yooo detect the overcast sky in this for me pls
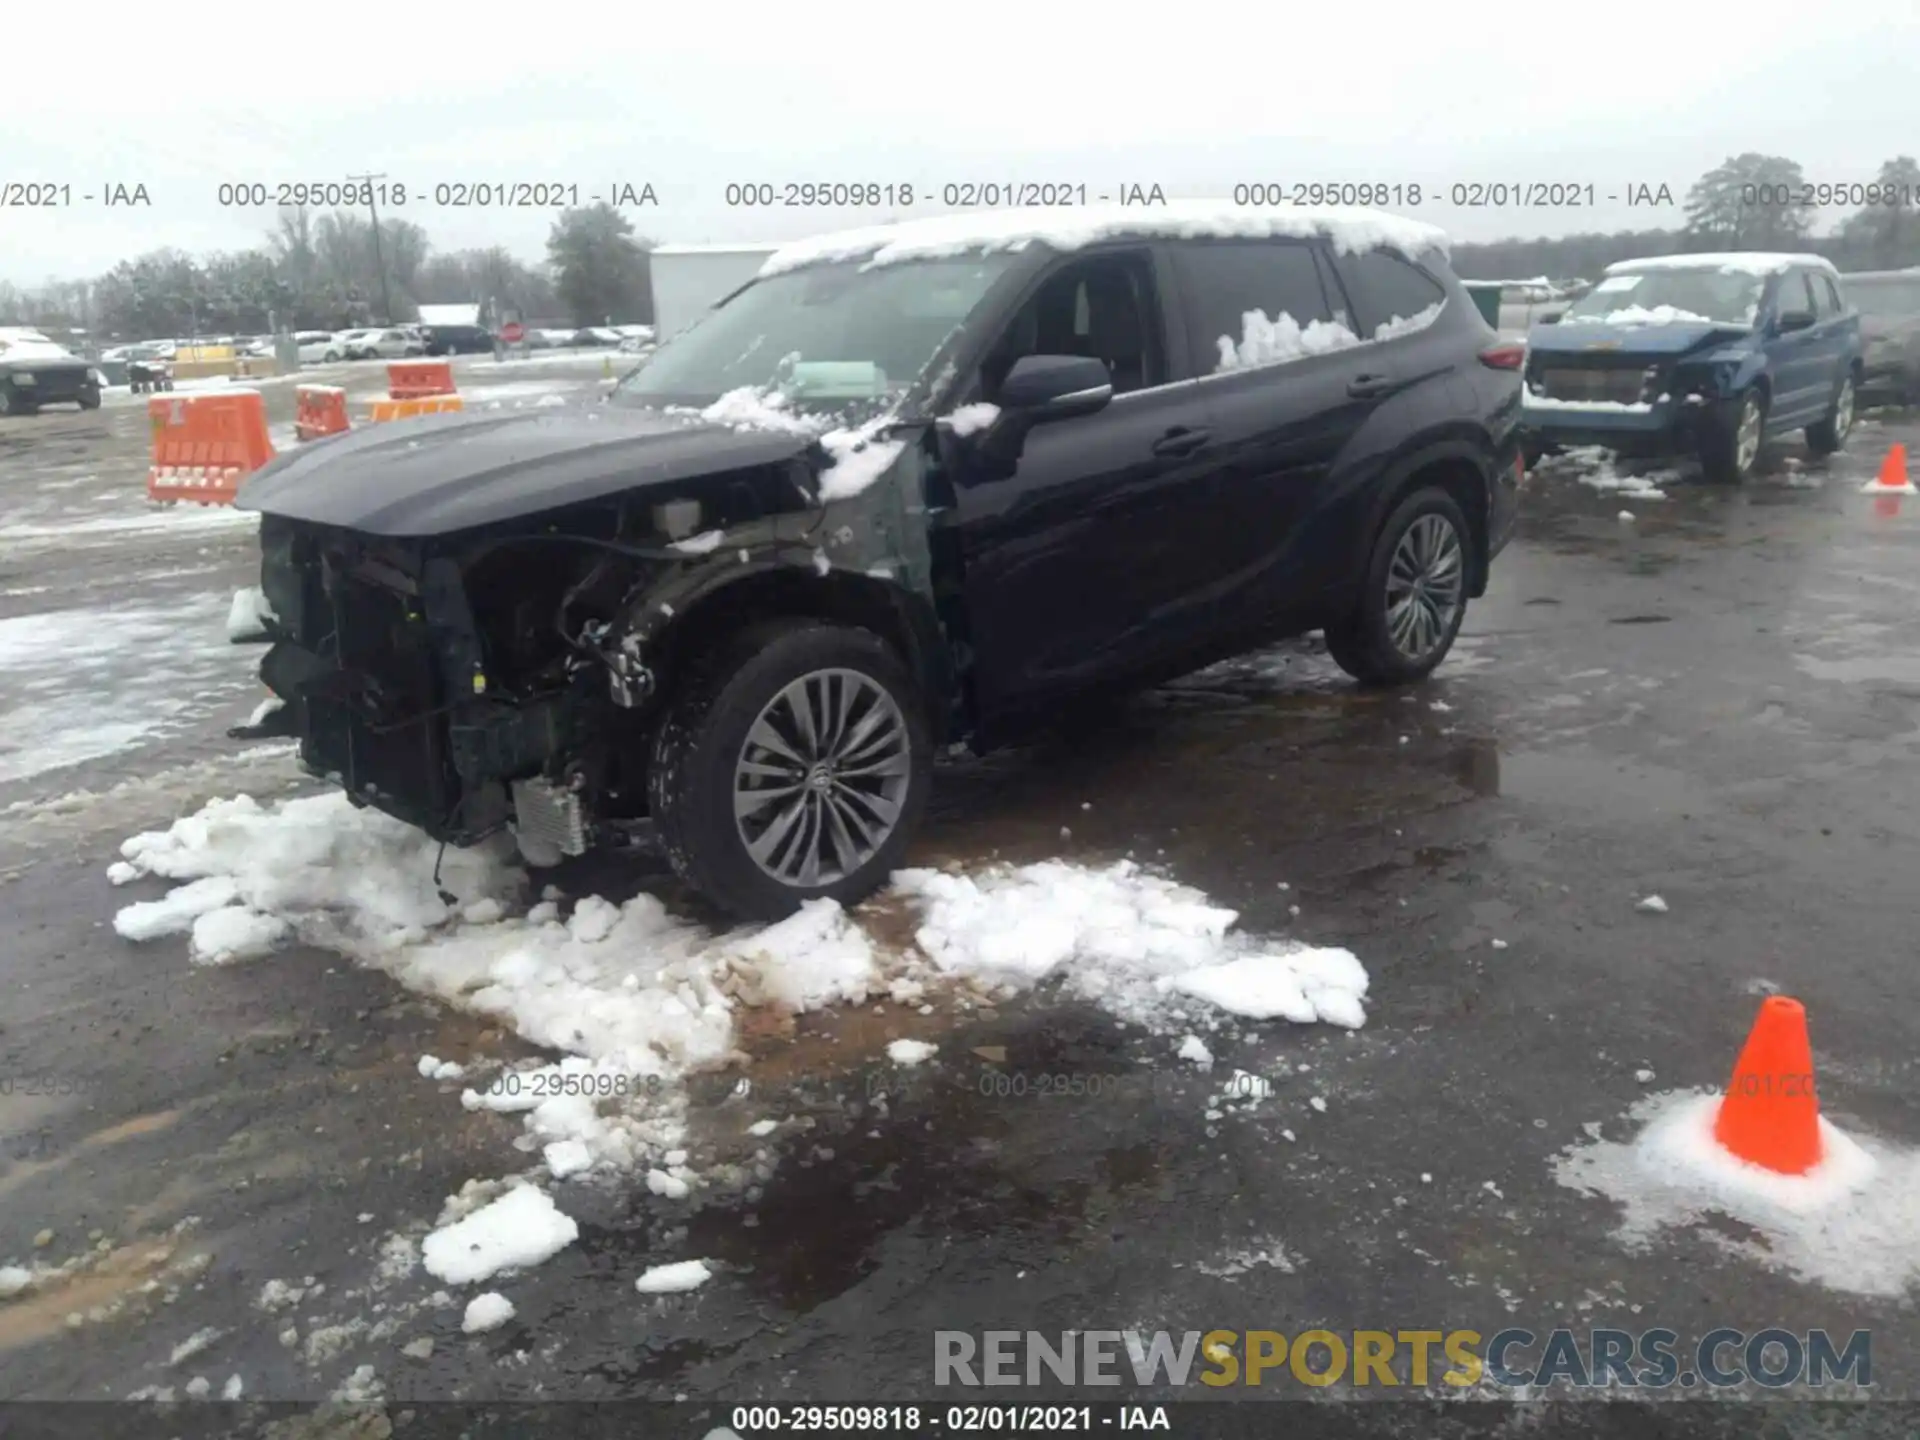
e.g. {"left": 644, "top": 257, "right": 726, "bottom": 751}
{"left": 4, "top": 0, "right": 1915, "bottom": 285}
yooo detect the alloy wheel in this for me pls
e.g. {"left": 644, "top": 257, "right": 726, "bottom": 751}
{"left": 1385, "top": 513, "right": 1465, "bottom": 663}
{"left": 1834, "top": 378, "right": 1854, "bottom": 441}
{"left": 733, "top": 668, "right": 913, "bottom": 887}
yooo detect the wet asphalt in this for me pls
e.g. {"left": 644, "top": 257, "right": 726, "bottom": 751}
{"left": 2, "top": 365, "right": 1919, "bottom": 1429}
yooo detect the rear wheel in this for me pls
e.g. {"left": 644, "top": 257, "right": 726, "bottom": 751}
{"left": 1324, "top": 487, "right": 1472, "bottom": 687}
{"left": 1805, "top": 372, "right": 1855, "bottom": 455}
{"left": 648, "top": 619, "right": 933, "bottom": 920}
{"left": 1703, "top": 387, "right": 1765, "bottom": 483}
{"left": 78, "top": 388, "right": 101, "bottom": 411}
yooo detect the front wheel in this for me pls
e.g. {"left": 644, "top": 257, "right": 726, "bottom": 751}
{"left": 1324, "top": 486, "right": 1472, "bottom": 687}
{"left": 648, "top": 619, "right": 933, "bottom": 920}
{"left": 1805, "top": 372, "right": 1855, "bottom": 456}
{"left": 78, "top": 388, "right": 101, "bottom": 411}
{"left": 1703, "top": 388, "right": 1765, "bottom": 483}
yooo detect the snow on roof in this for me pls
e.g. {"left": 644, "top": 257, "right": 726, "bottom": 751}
{"left": 760, "top": 202, "right": 1451, "bottom": 277}
{"left": 1606, "top": 252, "right": 1838, "bottom": 278}
{"left": 416, "top": 303, "right": 480, "bottom": 327}
{"left": 651, "top": 242, "right": 783, "bottom": 256}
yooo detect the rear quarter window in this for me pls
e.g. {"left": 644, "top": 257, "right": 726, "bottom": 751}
{"left": 1328, "top": 248, "right": 1449, "bottom": 338}
{"left": 1173, "top": 239, "right": 1344, "bottom": 375}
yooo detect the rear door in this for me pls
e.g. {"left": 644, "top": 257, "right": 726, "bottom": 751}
{"left": 1166, "top": 238, "right": 1415, "bottom": 631}
{"left": 1808, "top": 270, "right": 1855, "bottom": 404}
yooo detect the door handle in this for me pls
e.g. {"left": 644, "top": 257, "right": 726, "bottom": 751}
{"left": 1347, "top": 374, "right": 1395, "bottom": 398}
{"left": 1151, "top": 427, "right": 1210, "bottom": 458}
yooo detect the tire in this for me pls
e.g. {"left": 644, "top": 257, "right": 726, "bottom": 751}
{"left": 0, "top": 387, "right": 14, "bottom": 416}
{"left": 324, "top": 351, "right": 339, "bottom": 363}
{"left": 648, "top": 619, "right": 933, "bottom": 920}
{"left": 1324, "top": 486, "right": 1473, "bottom": 687}
{"left": 78, "top": 388, "right": 101, "bottom": 411}
{"left": 1702, "top": 387, "right": 1765, "bottom": 483}
{"left": 1805, "top": 371, "right": 1855, "bottom": 455}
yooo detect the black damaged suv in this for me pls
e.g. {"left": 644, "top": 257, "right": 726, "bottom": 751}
{"left": 232, "top": 204, "right": 1523, "bottom": 919}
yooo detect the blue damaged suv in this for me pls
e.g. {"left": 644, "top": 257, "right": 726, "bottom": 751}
{"left": 1521, "top": 252, "right": 1862, "bottom": 483}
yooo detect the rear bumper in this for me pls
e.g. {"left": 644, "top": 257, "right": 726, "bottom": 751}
{"left": 2, "top": 369, "right": 100, "bottom": 406}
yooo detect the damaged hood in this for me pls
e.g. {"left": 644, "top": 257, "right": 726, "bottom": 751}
{"left": 236, "top": 405, "right": 822, "bottom": 536}
{"left": 1529, "top": 319, "right": 1751, "bottom": 358}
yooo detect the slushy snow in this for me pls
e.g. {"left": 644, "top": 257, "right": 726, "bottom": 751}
{"left": 886, "top": 1039, "right": 938, "bottom": 1066}
{"left": 635, "top": 1259, "right": 713, "bottom": 1294}
{"left": 420, "top": 1184, "right": 578, "bottom": 1285}
{"left": 1553, "top": 1090, "right": 1920, "bottom": 1297}
{"left": 944, "top": 402, "right": 1000, "bottom": 437}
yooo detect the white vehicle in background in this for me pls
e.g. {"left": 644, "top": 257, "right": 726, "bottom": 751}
{"left": 341, "top": 327, "right": 424, "bottom": 360}
{"left": 296, "top": 331, "right": 345, "bottom": 364}
{"left": 576, "top": 326, "right": 624, "bottom": 347}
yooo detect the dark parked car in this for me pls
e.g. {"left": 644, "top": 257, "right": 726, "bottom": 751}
{"left": 423, "top": 324, "right": 497, "bottom": 357}
{"left": 0, "top": 332, "right": 103, "bottom": 415}
{"left": 228, "top": 204, "right": 1523, "bottom": 919}
{"left": 1848, "top": 269, "right": 1920, "bottom": 408}
{"left": 1521, "top": 253, "right": 1862, "bottom": 482}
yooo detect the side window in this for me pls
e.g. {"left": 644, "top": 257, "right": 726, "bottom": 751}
{"left": 1775, "top": 271, "right": 1815, "bottom": 317}
{"left": 1328, "top": 248, "right": 1449, "bottom": 338}
{"left": 1173, "top": 240, "right": 1343, "bottom": 375}
{"left": 1807, "top": 273, "right": 1836, "bottom": 318}
{"left": 977, "top": 250, "right": 1166, "bottom": 398}
{"left": 1820, "top": 275, "right": 1844, "bottom": 315}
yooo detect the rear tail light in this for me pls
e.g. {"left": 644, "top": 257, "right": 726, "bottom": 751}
{"left": 1479, "top": 343, "right": 1527, "bottom": 370}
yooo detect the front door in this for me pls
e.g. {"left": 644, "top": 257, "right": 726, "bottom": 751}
{"left": 949, "top": 247, "right": 1226, "bottom": 726}
{"left": 1765, "top": 268, "right": 1826, "bottom": 428}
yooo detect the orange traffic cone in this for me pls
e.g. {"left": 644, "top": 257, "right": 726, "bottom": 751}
{"left": 1712, "top": 995, "right": 1823, "bottom": 1175}
{"left": 1862, "top": 442, "right": 1916, "bottom": 495}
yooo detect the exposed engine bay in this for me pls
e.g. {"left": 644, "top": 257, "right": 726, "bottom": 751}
{"left": 249, "top": 458, "right": 820, "bottom": 862}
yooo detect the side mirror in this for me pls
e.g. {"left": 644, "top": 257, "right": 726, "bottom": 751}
{"left": 1776, "top": 309, "right": 1816, "bottom": 333}
{"left": 997, "top": 354, "right": 1113, "bottom": 421}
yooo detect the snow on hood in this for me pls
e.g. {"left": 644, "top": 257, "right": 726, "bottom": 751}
{"left": 760, "top": 202, "right": 1450, "bottom": 277}
{"left": 0, "top": 338, "right": 81, "bottom": 361}
{"left": 682, "top": 385, "right": 905, "bottom": 502}
{"left": 1604, "top": 252, "right": 1836, "bottom": 279}
{"left": 1563, "top": 304, "right": 1717, "bottom": 327}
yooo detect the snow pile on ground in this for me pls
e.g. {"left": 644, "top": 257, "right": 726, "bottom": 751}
{"left": 112, "top": 797, "right": 1372, "bottom": 1180}
{"left": 1538, "top": 446, "right": 1678, "bottom": 500}
{"left": 461, "top": 1293, "right": 515, "bottom": 1333}
{"left": 635, "top": 1259, "right": 712, "bottom": 1294}
{"left": 1553, "top": 1089, "right": 1920, "bottom": 1297}
{"left": 421, "top": 1184, "right": 577, "bottom": 1285}
{"left": 893, "top": 860, "right": 1369, "bottom": 1029}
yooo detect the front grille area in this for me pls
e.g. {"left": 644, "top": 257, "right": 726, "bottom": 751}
{"left": 293, "top": 551, "right": 461, "bottom": 830}
{"left": 1530, "top": 364, "right": 1652, "bottom": 404}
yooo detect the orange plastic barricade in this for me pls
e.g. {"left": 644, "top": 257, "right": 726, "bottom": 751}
{"left": 147, "top": 390, "right": 277, "bottom": 506}
{"left": 367, "top": 394, "right": 466, "bottom": 423}
{"left": 387, "top": 360, "right": 456, "bottom": 399}
{"left": 294, "top": 384, "right": 350, "bottom": 441}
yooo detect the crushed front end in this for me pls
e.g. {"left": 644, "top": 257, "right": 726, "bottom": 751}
{"left": 238, "top": 462, "right": 832, "bottom": 862}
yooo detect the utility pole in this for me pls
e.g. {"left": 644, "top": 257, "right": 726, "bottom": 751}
{"left": 349, "top": 172, "right": 394, "bottom": 322}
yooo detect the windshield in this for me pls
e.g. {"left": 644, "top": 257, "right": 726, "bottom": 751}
{"left": 1851, "top": 279, "right": 1920, "bottom": 320}
{"left": 613, "top": 254, "right": 1021, "bottom": 415}
{"left": 1563, "top": 267, "right": 1763, "bottom": 327}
